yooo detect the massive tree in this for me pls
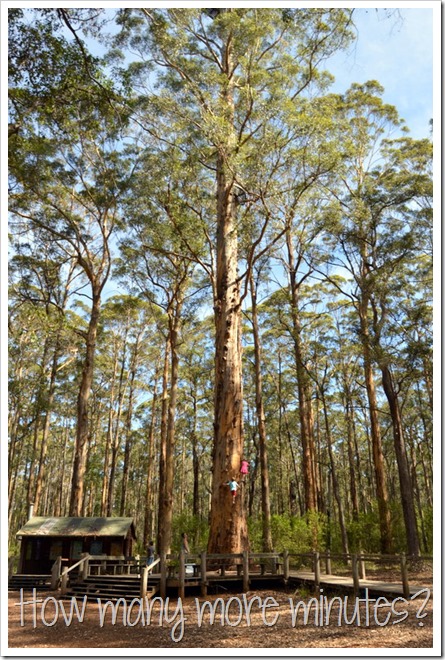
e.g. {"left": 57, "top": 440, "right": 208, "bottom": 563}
{"left": 115, "top": 7, "right": 354, "bottom": 553}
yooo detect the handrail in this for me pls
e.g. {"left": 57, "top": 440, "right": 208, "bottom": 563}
{"left": 141, "top": 557, "right": 161, "bottom": 597}
{"left": 60, "top": 553, "right": 91, "bottom": 594}
{"left": 51, "top": 556, "right": 62, "bottom": 589}
{"left": 147, "top": 557, "right": 161, "bottom": 573}
{"left": 61, "top": 553, "right": 92, "bottom": 577}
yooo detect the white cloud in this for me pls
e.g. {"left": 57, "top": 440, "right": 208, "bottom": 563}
{"left": 326, "top": 8, "right": 434, "bottom": 138}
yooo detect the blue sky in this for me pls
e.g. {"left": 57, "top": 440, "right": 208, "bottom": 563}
{"left": 326, "top": 7, "right": 434, "bottom": 139}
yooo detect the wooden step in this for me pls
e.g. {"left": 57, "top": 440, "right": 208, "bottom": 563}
{"left": 9, "top": 574, "right": 52, "bottom": 590}
{"left": 63, "top": 586, "right": 159, "bottom": 602}
{"left": 63, "top": 573, "right": 160, "bottom": 601}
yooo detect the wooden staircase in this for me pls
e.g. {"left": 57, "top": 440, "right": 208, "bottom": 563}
{"left": 63, "top": 574, "right": 160, "bottom": 601}
{"left": 9, "top": 574, "right": 52, "bottom": 591}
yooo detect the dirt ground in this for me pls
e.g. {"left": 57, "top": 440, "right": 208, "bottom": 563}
{"left": 7, "top": 586, "right": 433, "bottom": 650}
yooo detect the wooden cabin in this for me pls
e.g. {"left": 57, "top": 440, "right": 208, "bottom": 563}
{"left": 16, "top": 516, "right": 137, "bottom": 574}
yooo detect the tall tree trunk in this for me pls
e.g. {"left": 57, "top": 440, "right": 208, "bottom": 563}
{"left": 249, "top": 272, "right": 273, "bottom": 552}
{"left": 191, "top": 391, "right": 200, "bottom": 518}
{"left": 341, "top": 377, "right": 360, "bottom": 521}
{"left": 69, "top": 288, "right": 101, "bottom": 516}
{"left": 207, "top": 26, "right": 248, "bottom": 554}
{"left": 320, "top": 387, "right": 349, "bottom": 555}
{"left": 120, "top": 332, "right": 141, "bottom": 515}
{"left": 158, "top": 313, "right": 180, "bottom": 554}
{"left": 359, "top": 301, "right": 392, "bottom": 553}
{"left": 379, "top": 363, "right": 420, "bottom": 556}
{"left": 33, "top": 343, "right": 60, "bottom": 514}
{"left": 143, "top": 366, "right": 159, "bottom": 548}
{"left": 26, "top": 338, "right": 51, "bottom": 508}
{"left": 107, "top": 331, "right": 128, "bottom": 516}
{"left": 286, "top": 228, "right": 317, "bottom": 512}
{"left": 158, "top": 302, "right": 183, "bottom": 553}
{"left": 157, "top": 335, "right": 170, "bottom": 554}
{"left": 101, "top": 346, "right": 118, "bottom": 516}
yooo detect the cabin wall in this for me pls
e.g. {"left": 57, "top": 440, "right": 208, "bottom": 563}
{"left": 19, "top": 535, "right": 130, "bottom": 574}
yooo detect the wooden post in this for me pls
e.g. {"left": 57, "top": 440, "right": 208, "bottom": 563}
{"left": 271, "top": 554, "right": 278, "bottom": 575}
{"left": 358, "top": 551, "right": 366, "bottom": 580}
{"left": 200, "top": 551, "right": 207, "bottom": 597}
{"left": 140, "top": 565, "right": 148, "bottom": 598}
{"left": 81, "top": 553, "right": 89, "bottom": 580}
{"left": 51, "top": 556, "right": 62, "bottom": 590}
{"left": 352, "top": 554, "right": 360, "bottom": 596}
{"left": 242, "top": 551, "right": 249, "bottom": 592}
{"left": 160, "top": 553, "right": 167, "bottom": 599}
{"left": 60, "top": 570, "right": 68, "bottom": 595}
{"left": 314, "top": 552, "right": 320, "bottom": 595}
{"left": 400, "top": 553, "right": 410, "bottom": 599}
{"left": 178, "top": 551, "right": 185, "bottom": 600}
{"left": 283, "top": 551, "right": 289, "bottom": 582}
{"left": 325, "top": 550, "right": 332, "bottom": 575}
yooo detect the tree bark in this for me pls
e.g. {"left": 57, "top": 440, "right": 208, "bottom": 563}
{"left": 359, "top": 300, "right": 392, "bottom": 553}
{"left": 143, "top": 365, "right": 159, "bottom": 548}
{"left": 380, "top": 363, "right": 420, "bottom": 556}
{"left": 249, "top": 272, "right": 273, "bottom": 552}
{"left": 320, "top": 387, "right": 349, "bottom": 555}
{"left": 158, "top": 303, "right": 182, "bottom": 555}
{"left": 286, "top": 228, "right": 318, "bottom": 512}
{"left": 157, "top": 335, "right": 170, "bottom": 554}
{"left": 69, "top": 288, "right": 101, "bottom": 516}
{"left": 207, "top": 27, "right": 248, "bottom": 554}
{"left": 120, "top": 333, "right": 140, "bottom": 515}
{"left": 208, "top": 164, "right": 248, "bottom": 552}
{"left": 33, "top": 343, "right": 61, "bottom": 514}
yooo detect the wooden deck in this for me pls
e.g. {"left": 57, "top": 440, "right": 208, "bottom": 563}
{"left": 287, "top": 570, "right": 431, "bottom": 597}
{"left": 33, "top": 550, "right": 432, "bottom": 602}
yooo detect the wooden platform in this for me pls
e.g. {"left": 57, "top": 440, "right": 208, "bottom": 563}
{"left": 26, "top": 551, "right": 431, "bottom": 602}
{"left": 288, "top": 571, "right": 431, "bottom": 597}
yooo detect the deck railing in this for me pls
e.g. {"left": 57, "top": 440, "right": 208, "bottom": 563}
{"left": 60, "top": 553, "right": 92, "bottom": 594}
{"left": 47, "top": 550, "right": 431, "bottom": 599}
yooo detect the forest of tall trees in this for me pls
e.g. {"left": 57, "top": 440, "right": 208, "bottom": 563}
{"left": 8, "top": 8, "right": 433, "bottom": 560}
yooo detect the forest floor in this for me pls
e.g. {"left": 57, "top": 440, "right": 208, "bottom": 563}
{"left": 7, "top": 584, "right": 434, "bottom": 650}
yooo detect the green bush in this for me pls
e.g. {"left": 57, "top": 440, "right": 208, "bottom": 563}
{"left": 171, "top": 513, "right": 209, "bottom": 553}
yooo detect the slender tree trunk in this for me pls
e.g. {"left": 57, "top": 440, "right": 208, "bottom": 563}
{"left": 191, "top": 392, "right": 200, "bottom": 518}
{"left": 359, "top": 302, "right": 392, "bottom": 553}
{"left": 379, "top": 363, "right": 420, "bottom": 556}
{"left": 320, "top": 388, "right": 349, "bottom": 555}
{"left": 107, "top": 332, "right": 128, "bottom": 516}
{"left": 342, "top": 379, "right": 360, "bottom": 521}
{"left": 69, "top": 288, "right": 101, "bottom": 516}
{"left": 158, "top": 312, "right": 180, "bottom": 554}
{"left": 143, "top": 366, "right": 159, "bottom": 548}
{"left": 26, "top": 338, "right": 51, "bottom": 508}
{"left": 33, "top": 344, "right": 61, "bottom": 514}
{"left": 409, "top": 438, "right": 429, "bottom": 553}
{"left": 286, "top": 229, "right": 317, "bottom": 512}
{"left": 100, "top": 342, "right": 119, "bottom": 516}
{"left": 120, "top": 332, "right": 141, "bottom": 515}
{"left": 249, "top": 272, "right": 273, "bottom": 552}
{"left": 157, "top": 336, "right": 170, "bottom": 554}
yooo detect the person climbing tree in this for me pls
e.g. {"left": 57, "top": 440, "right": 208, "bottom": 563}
{"left": 240, "top": 459, "right": 250, "bottom": 483}
{"left": 226, "top": 478, "right": 240, "bottom": 504}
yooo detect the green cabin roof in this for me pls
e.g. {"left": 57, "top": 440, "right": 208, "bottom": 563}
{"left": 16, "top": 517, "right": 136, "bottom": 539}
